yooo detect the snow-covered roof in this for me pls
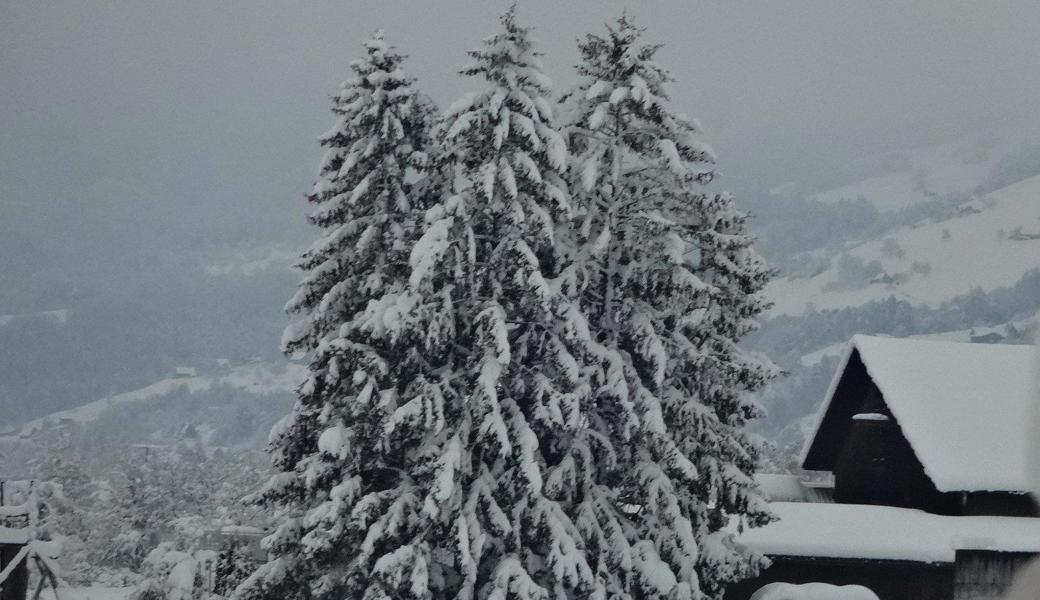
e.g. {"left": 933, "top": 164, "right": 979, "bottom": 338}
{"left": 802, "top": 335, "right": 1038, "bottom": 492}
{"left": 737, "top": 502, "right": 1040, "bottom": 564}
{"left": 0, "top": 527, "right": 30, "bottom": 545}
{"left": 754, "top": 474, "right": 810, "bottom": 503}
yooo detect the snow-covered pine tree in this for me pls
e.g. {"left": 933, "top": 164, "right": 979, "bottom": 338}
{"left": 236, "top": 8, "right": 616, "bottom": 600}
{"left": 233, "top": 30, "right": 436, "bottom": 600}
{"left": 281, "top": 29, "right": 434, "bottom": 355}
{"left": 557, "top": 16, "right": 778, "bottom": 598}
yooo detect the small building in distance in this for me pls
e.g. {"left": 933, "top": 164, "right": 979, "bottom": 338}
{"left": 729, "top": 335, "right": 1040, "bottom": 600}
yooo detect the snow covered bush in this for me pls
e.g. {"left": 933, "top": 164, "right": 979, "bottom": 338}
{"left": 28, "top": 436, "right": 269, "bottom": 583}
{"left": 239, "top": 10, "right": 775, "bottom": 600}
{"left": 212, "top": 541, "right": 259, "bottom": 598}
{"left": 132, "top": 543, "right": 218, "bottom": 600}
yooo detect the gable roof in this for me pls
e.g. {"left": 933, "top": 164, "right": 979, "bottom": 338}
{"left": 801, "top": 335, "right": 1037, "bottom": 493}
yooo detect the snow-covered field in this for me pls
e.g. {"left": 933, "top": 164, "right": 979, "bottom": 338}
{"left": 769, "top": 174, "right": 1040, "bottom": 316}
{"left": 1, "top": 362, "right": 305, "bottom": 439}
{"left": 0, "top": 308, "right": 71, "bottom": 328}
{"left": 809, "top": 138, "right": 1007, "bottom": 212}
{"left": 797, "top": 309, "right": 1039, "bottom": 366}
{"left": 41, "top": 588, "right": 131, "bottom": 600}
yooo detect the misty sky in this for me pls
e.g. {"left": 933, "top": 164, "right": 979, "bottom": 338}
{"left": 2, "top": 0, "right": 1040, "bottom": 302}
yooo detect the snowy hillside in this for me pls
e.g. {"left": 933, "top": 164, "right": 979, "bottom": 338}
{"left": 1, "top": 361, "right": 304, "bottom": 440}
{"left": 809, "top": 138, "right": 1009, "bottom": 212}
{"left": 798, "top": 310, "right": 1039, "bottom": 367}
{"left": 769, "top": 174, "right": 1040, "bottom": 316}
{"left": 0, "top": 308, "right": 70, "bottom": 327}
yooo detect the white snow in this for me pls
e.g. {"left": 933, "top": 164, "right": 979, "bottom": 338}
{"left": 3, "top": 362, "right": 306, "bottom": 439}
{"left": 205, "top": 243, "right": 301, "bottom": 277}
{"left": 798, "top": 341, "right": 847, "bottom": 367}
{"left": 804, "top": 335, "right": 1038, "bottom": 492}
{"left": 750, "top": 582, "right": 879, "bottom": 600}
{"left": 40, "top": 588, "right": 131, "bottom": 600}
{"left": 798, "top": 309, "right": 1040, "bottom": 366}
{"left": 809, "top": 137, "right": 1010, "bottom": 213}
{"left": 769, "top": 174, "right": 1040, "bottom": 316}
{"left": 737, "top": 501, "right": 1040, "bottom": 563}
{"left": 0, "top": 309, "right": 70, "bottom": 328}
{"left": 754, "top": 474, "right": 810, "bottom": 503}
{"left": 0, "top": 527, "right": 30, "bottom": 544}
{"left": 851, "top": 413, "right": 888, "bottom": 421}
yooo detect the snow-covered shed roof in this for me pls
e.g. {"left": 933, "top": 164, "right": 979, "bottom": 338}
{"left": 754, "top": 474, "right": 809, "bottom": 502}
{"left": 0, "top": 527, "right": 30, "bottom": 545}
{"left": 737, "top": 502, "right": 1040, "bottom": 564}
{"left": 801, "top": 335, "right": 1037, "bottom": 492}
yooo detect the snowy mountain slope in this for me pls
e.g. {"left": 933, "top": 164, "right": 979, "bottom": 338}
{"left": 0, "top": 309, "right": 70, "bottom": 328}
{"left": 768, "top": 174, "right": 1040, "bottom": 316}
{"left": 1, "top": 361, "right": 305, "bottom": 439}
{"left": 204, "top": 243, "right": 303, "bottom": 278}
{"left": 809, "top": 138, "right": 1008, "bottom": 212}
{"left": 798, "top": 310, "right": 1038, "bottom": 367}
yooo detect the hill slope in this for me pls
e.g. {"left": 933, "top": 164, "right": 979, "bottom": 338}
{"left": 768, "top": 174, "right": 1040, "bottom": 316}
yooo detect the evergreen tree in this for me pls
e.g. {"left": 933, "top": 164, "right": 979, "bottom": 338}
{"left": 241, "top": 12, "right": 776, "bottom": 600}
{"left": 281, "top": 30, "right": 434, "bottom": 354}
{"left": 232, "top": 29, "right": 444, "bottom": 600}
{"left": 558, "top": 16, "right": 777, "bottom": 598}
{"left": 215, "top": 541, "right": 258, "bottom": 597}
{"left": 236, "top": 9, "right": 604, "bottom": 600}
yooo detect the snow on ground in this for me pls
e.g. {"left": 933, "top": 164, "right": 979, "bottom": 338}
{"left": 205, "top": 243, "right": 302, "bottom": 277}
{"left": 769, "top": 174, "right": 1040, "bottom": 316}
{"left": 803, "top": 335, "right": 1037, "bottom": 492}
{"left": 797, "top": 309, "right": 1038, "bottom": 366}
{"left": 809, "top": 137, "right": 1008, "bottom": 212}
{"left": 2, "top": 362, "right": 306, "bottom": 439}
{"left": 798, "top": 341, "right": 847, "bottom": 367}
{"left": 750, "top": 582, "right": 879, "bottom": 600}
{"left": 40, "top": 587, "right": 131, "bottom": 600}
{"left": 0, "top": 309, "right": 71, "bottom": 328}
{"left": 738, "top": 501, "right": 1040, "bottom": 563}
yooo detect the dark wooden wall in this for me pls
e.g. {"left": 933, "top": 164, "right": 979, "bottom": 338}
{"left": 833, "top": 412, "right": 942, "bottom": 510}
{"left": 0, "top": 544, "right": 28, "bottom": 600}
{"left": 953, "top": 551, "right": 1034, "bottom": 600}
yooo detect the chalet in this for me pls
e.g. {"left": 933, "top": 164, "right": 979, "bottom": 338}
{"left": 729, "top": 335, "right": 1040, "bottom": 600}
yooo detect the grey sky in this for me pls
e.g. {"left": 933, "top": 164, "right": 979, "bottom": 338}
{"left": 1, "top": 1, "right": 1038, "bottom": 423}
{"left": 2, "top": 0, "right": 1040, "bottom": 307}
{"left": 2, "top": 0, "right": 1039, "bottom": 268}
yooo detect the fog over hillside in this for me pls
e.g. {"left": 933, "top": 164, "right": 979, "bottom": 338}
{"left": 6, "top": 5, "right": 1040, "bottom": 599}
{"left": 3, "top": 1, "right": 1040, "bottom": 431}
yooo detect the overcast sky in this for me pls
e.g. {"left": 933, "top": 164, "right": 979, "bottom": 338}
{"left": 3, "top": 1, "right": 1040, "bottom": 267}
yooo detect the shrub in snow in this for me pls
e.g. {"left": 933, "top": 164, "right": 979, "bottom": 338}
{"left": 213, "top": 541, "right": 258, "bottom": 598}
{"left": 238, "top": 10, "right": 775, "bottom": 600}
{"left": 131, "top": 543, "right": 217, "bottom": 600}
{"left": 823, "top": 254, "right": 883, "bottom": 292}
{"left": 879, "top": 237, "right": 905, "bottom": 259}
